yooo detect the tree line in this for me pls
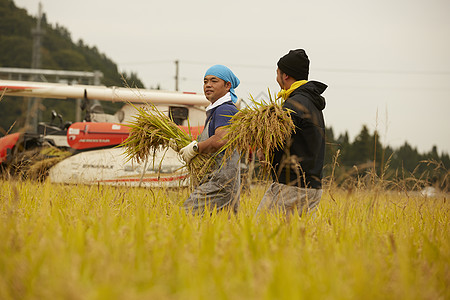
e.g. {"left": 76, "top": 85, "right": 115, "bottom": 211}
{"left": 323, "top": 125, "right": 449, "bottom": 191}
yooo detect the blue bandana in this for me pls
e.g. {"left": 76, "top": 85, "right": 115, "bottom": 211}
{"left": 204, "top": 65, "right": 240, "bottom": 103}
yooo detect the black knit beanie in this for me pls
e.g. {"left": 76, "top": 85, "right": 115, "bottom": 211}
{"left": 277, "top": 49, "right": 310, "bottom": 80}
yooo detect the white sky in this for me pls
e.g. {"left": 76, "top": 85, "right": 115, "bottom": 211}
{"left": 13, "top": 0, "right": 450, "bottom": 154}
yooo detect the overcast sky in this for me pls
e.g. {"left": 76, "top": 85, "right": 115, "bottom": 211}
{"left": 13, "top": 0, "right": 450, "bottom": 154}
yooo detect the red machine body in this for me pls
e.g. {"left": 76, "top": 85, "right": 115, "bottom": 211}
{"left": 0, "top": 133, "right": 21, "bottom": 163}
{"left": 67, "top": 122, "right": 205, "bottom": 151}
{"left": 179, "top": 125, "right": 203, "bottom": 140}
{"left": 67, "top": 122, "right": 130, "bottom": 150}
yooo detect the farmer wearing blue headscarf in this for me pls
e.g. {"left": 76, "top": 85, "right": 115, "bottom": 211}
{"left": 179, "top": 64, "right": 241, "bottom": 214}
{"left": 204, "top": 64, "right": 240, "bottom": 103}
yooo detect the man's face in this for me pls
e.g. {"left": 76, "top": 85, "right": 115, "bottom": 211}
{"left": 276, "top": 68, "right": 285, "bottom": 90}
{"left": 203, "top": 75, "right": 230, "bottom": 103}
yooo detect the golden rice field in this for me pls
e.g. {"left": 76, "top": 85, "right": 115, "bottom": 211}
{"left": 0, "top": 180, "right": 448, "bottom": 300}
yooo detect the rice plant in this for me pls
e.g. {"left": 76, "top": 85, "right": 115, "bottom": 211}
{"left": 221, "top": 90, "right": 295, "bottom": 165}
{"left": 0, "top": 179, "right": 447, "bottom": 299}
{"left": 5, "top": 146, "right": 72, "bottom": 181}
{"left": 121, "top": 103, "right": 213, "bottom": 186}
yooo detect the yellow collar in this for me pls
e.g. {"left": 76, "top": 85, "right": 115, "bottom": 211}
{"left": 277, "top": 80, "right": 308, "bottom": 100}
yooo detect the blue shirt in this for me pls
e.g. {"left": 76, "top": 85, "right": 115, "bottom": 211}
{"left": 205, "top": 101, "right": 238, "bottom": 137}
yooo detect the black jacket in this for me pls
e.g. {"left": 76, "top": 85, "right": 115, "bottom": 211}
{"left": 271, "top": 81, "right": 327, "bottom": 188}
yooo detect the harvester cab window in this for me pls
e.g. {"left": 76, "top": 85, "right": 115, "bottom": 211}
{"left": 169, "top": 106, "right": 189, "bottom": 125}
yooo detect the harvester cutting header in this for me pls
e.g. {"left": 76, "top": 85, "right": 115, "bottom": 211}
{"left": 0, "top": 79, "right": 209, "bottom": 106}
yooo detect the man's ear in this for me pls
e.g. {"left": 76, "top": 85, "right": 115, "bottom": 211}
{"left": 225, "top": 81, "right": 232, "bottom": 91}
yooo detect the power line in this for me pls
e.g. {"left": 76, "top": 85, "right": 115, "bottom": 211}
{"left": 182, "top": 60, "right": 450, "bottom": 76}
{"left": 183, "top": 60, "right": 273, "bottom": 70}
{"left": 314, "top": 67, "right": 450, "bottom": 76}
{"left": 119, "top": 59, "right": 450, "bottom": 76}
{"left": 118, "top": 60, "right": 172, "bottom": 66}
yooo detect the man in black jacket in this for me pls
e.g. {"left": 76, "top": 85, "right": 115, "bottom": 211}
{"left": 256, "top": 49, "right": 327, "bottom": 217}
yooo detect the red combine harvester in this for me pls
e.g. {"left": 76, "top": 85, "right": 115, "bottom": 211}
{"left": 0, "top": 79, "right": 207, "bottom": 187}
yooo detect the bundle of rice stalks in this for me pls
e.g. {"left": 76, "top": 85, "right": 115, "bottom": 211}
{"left": 17, "top": 146, "right": 72, "bottom": 181}
{"left": 121, "top": 104, "right": 213, "bottom": 186}
{"left": 221, "top": 90, "right": 295, "bottom": 166}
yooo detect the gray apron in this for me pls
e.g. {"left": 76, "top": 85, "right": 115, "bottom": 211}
{"left": 183, "top": 119, "right": 241, "bottom": 214}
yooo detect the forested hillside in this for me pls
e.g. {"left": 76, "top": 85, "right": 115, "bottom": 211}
{"left": 0, "top": 0, "right": 143, "bottom": 131}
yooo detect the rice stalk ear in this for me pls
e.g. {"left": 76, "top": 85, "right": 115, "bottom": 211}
{"left": 219, "top": 88, "right": 295, "bottom": 170}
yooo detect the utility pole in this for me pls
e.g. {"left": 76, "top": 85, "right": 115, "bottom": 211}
{"left": 27, "top": 2, "right": 45, "bottom": 132}
{"left": 31, "top": 3, "right": 43, "bottom": 71}
{"left": 174, "top": 60, "right": 179, "bottom": 91}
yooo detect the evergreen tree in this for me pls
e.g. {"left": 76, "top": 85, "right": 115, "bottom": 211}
{"left": 121, "top": 72, "right": 145, "bottom": 89}
{"left": 324, "top": 126, "right": 337, "bottom": 165}
{"left": 335, "top": 131, "right": 349, "bottom": 163}
{"left": 391, "top": 142, "right": 421, "bottom": 172}
{"left": 348, "top": 125, "right": 373, "bottom": 165}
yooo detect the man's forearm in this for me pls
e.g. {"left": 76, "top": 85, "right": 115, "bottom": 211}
{"left": 198, "top": 127, "right": 228, "bottom": 154}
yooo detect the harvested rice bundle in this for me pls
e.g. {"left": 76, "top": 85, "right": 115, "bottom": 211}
{"left": 221, "top": 91, "right": 295, "bottom": 165}
{"left": 25, "top": 147, "right": 72, "bottom": 181}
{"left": 122, "top": 104, "right": 213, "bottom": 186}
